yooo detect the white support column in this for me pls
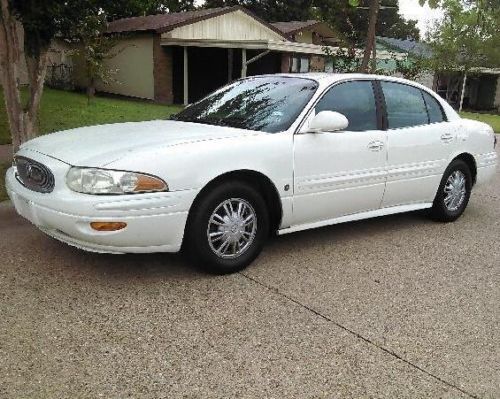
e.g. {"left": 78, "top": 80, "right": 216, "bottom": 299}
{"left": 459, "top": 72, "right": 467, "bottom": 112}
{"left": 183, "top": 46, "right": 189, "bottom": 106}
{"left": 241, "top": 48, "right": 247, "bottom": 78}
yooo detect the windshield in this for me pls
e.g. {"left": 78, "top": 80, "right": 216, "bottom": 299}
{"left": 171, "top": 76, "right": 318, "bottom": 133}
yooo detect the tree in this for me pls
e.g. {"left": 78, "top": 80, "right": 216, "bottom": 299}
{"left": 0, "top": 0, "right": 85, "bottom": 151}
{"left": 427, "top": 0, "right": 500, "bottom": 72}
{"left": 203, "top": 0, "right": 314, "bottom": 22}
{"left": 99, "top": 0, "right": 195, "bottom": 18}
{"left": 314, "top": 0, "right": 420, "bottom": 45}
{"left": 426, "top": 0, "right": 500, "bottom": 109}
{"left": 72, "top": 13, "right": 122, "bottom": 101}
{"left": 358, "top": 0, "right": 379, "bottom": 72}
{"left": 1, "top": 0, "right": 186, "bottom": 151}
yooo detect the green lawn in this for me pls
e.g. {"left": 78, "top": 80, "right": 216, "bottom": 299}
{"left": 460, "top": 111, "right": 500, "bottom": 133}
{"left": 0, "top": 88, "right": 182, "bottom": 145}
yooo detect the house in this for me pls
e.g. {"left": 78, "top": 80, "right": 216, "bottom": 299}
{"left": 270, "top": 20, "right": 340, "bottom": 73}
{"left": 72, "top": 6, "right": 348, "bottom": 105}
{"left": 375, "top": 36, "right": 434, "bottom": 89}
{"left": 376, "top": 36, "right": 500, "bottom": 112}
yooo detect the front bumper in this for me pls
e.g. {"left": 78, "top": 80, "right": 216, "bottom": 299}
{"left": 5, "top": 161, "right": 198, "bottom": 254}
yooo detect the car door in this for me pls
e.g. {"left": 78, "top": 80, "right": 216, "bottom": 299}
{"left": 292, "top": 80, "right": 387, "bottom": 226}
{"left": 379, "top": 81, "right": 456, "bottom": 207}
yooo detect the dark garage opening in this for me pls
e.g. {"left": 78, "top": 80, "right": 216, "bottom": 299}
{"left": 171, "top": 46, "right": 282, "bottom": 104}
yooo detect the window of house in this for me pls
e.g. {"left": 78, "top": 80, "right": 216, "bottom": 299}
{"left": 315, "top": 81, "right": 378, "bottom": 131}
{"left": 422, "top": 91, "right": 446, "bottom": 123}
{"left": 290, "top": 55, "right": 310, "bottom": 73}
{"left": 381, "top": 81, "right": 428, "bottom": 129}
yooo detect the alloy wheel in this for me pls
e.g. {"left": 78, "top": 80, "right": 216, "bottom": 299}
{"left": 207, "top": 198, "right": 258, "bottom": 259}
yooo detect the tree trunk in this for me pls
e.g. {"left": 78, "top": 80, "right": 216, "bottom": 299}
{"left": 370, "top": 34, "right": 377, "bottom": 73}
{"left": 0, "top": 0, "right": 48, "bottom": 152}
{"left": 87, "top": 79, "right": 96, "bottom": 101}
{"left": 359, "top": 0, "right": 380, "bottom": 73}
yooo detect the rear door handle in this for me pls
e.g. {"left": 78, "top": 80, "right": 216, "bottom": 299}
{"left": 441, "top": 133, "right": 454, "bottom": 143}
{"left": 368, "top": 141, "right": 384, "bottom": 151}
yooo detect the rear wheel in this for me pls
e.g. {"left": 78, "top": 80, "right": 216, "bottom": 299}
{"left": 430, "top": 159, "right": 472, "bottom": 222}
{"left": 184, "top": 181, "right": 269, "bottom": 274}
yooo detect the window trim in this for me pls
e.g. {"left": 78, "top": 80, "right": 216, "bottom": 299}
{"left": 295, "top": 78, "right": 383, "bottom": 134}
{"left": 421, "top": 89, "right": 448, "bottom": 124}
{"left": 378, "top": 80, "right": 449, "bottom": 131}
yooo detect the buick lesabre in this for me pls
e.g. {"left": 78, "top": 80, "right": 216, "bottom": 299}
{"left": 5, "top": 74, "right": 498, "bottom": 273}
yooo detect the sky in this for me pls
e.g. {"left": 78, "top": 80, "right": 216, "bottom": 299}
{"left": 396, "top": 0, "right": 444, "bottom": 36}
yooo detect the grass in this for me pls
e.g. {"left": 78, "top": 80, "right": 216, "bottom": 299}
{"left": 460, "top": 111, "right": 500, "bottom": 133}
{"left": 0, "top": 88, "right": 182, "bottom": 201}
{"left": 0, "top": 88, "right": 183, "bottom": 145}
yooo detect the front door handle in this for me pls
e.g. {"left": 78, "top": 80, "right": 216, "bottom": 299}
{"left": 441, "top": 133, "right": 454, "bottom": 143}
{"left": 368, "top": 141, "right": 384, "bottom": 151}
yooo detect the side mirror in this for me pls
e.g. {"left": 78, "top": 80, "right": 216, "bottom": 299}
{"left": 307, "top": 111, "right": 349, "bottom": 133}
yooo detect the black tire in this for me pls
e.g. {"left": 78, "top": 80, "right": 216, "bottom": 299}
{"left": 184, "top": 180, "right": 269, "bottom": 274}
{"left": 430, "top": 159, "right": 472, "bottom": 222}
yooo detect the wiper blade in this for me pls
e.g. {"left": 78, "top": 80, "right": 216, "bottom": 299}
{"left": 172, "top": 115, "right": 246, "bottom": 129}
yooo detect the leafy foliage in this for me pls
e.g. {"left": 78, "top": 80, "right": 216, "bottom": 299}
{"left": 392, "top": 55, "right": 429, "bottom": 80}
{"left": 203, "top": 0, "right": 314, "bottom": 22}
{"left": 323, "top": 44, "right": 361, "bottom": 72}
{"left": 71, "top": 13, "right": 122, "bottom": 99}
{"left": 427, "top": 0, "right": 500, "bottom": 72}
{"left": 314, "top": 0, "right": 420, "bottom": 45}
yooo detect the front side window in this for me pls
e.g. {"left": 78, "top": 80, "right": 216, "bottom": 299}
{"left": 315, "top": 81, "right": 378, "bottom": 131}
{"left": 172, "top": 76, "right": 318, "bottom": 133}
{"left": 381, "top": 81, "right": 428, "bottom": 129}
{"left": 422, "top": 90, "right": 446, "bottom": 123}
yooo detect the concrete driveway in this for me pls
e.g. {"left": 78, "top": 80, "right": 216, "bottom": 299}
{"left": 1, "top": 147, "right": 499, "bottom": 398}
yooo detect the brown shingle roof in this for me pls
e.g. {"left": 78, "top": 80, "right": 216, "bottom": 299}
{"left": 107, "top": 7, "right": 232, "bottom": 34}
{"left": 271, "top": 20, "right": 321, "bottom": 35}
{"left": 107, "top": 6, "right": 286, "bottom": 38}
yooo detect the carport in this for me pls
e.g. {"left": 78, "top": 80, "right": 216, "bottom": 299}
{"left": 163, "top": 38, "right": 332, "bottom": 105}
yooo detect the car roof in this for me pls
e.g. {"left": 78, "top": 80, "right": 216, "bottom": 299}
{"left": 272, "top": 72, "right": 415, "bottom": 85}
{"left": 262, "top": 72, "right": 437, "bottom": 94}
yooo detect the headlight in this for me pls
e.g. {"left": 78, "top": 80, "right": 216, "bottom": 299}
{"left": 66, "top": 167, "right": 168, "bottom": 195}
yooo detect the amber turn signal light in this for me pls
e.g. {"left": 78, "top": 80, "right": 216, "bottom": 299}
{"left": 134, "top": 175, "right": 167, "bottom": 192}
{"left": 90, "top": 222, "right": 127, "bottom": 231}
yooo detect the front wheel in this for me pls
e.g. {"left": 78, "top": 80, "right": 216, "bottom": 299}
{"left": 184, "top": 181, "right": 269, "bottom": 274}
{"left": 430, "top": 159, "right": 472, "bottom": 222}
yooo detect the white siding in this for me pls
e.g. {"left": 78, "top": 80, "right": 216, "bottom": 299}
{"left": 415, "top": 72, "right": 435, "bottom": 90}
{"left": 74, "top": 35, "right": 155, "bottom": 100}
{"left": 162, "top": 10, "right": 284, "bottom": 42}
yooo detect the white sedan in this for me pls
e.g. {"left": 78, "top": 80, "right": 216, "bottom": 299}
{"left": 5, "top": 73, "right": 498, "bottom": 274}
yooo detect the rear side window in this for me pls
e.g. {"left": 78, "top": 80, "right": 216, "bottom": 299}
{"left": 422, "top": 91, "right": 446, "bottom": 123}
{"left": 381, "top": 81, "right": 428, "bottom": 129}
{"left": 315, "top": 81, "right": 378, "bottom": 131}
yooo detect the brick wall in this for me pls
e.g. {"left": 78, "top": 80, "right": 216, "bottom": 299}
{"left": 280, "top": 53, "right": 291, "bottom": 73}
{"left": 310, "top": 55, "right": 325, "bottom": 72}
{"left": 153, "top": 35, "right": 174, "bottom": 104}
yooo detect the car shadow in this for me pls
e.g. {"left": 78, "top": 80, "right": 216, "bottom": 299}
{"left": 2, "top": 203, "right": 434, "bottom": 282}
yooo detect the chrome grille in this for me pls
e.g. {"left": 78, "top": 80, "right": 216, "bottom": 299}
{"left": 14, "top": 156, "right": 55, "bottom": 193}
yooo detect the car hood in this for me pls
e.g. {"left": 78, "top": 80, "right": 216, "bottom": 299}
{"left": 20, "top": 120, "right": 259, "bottom": 167}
